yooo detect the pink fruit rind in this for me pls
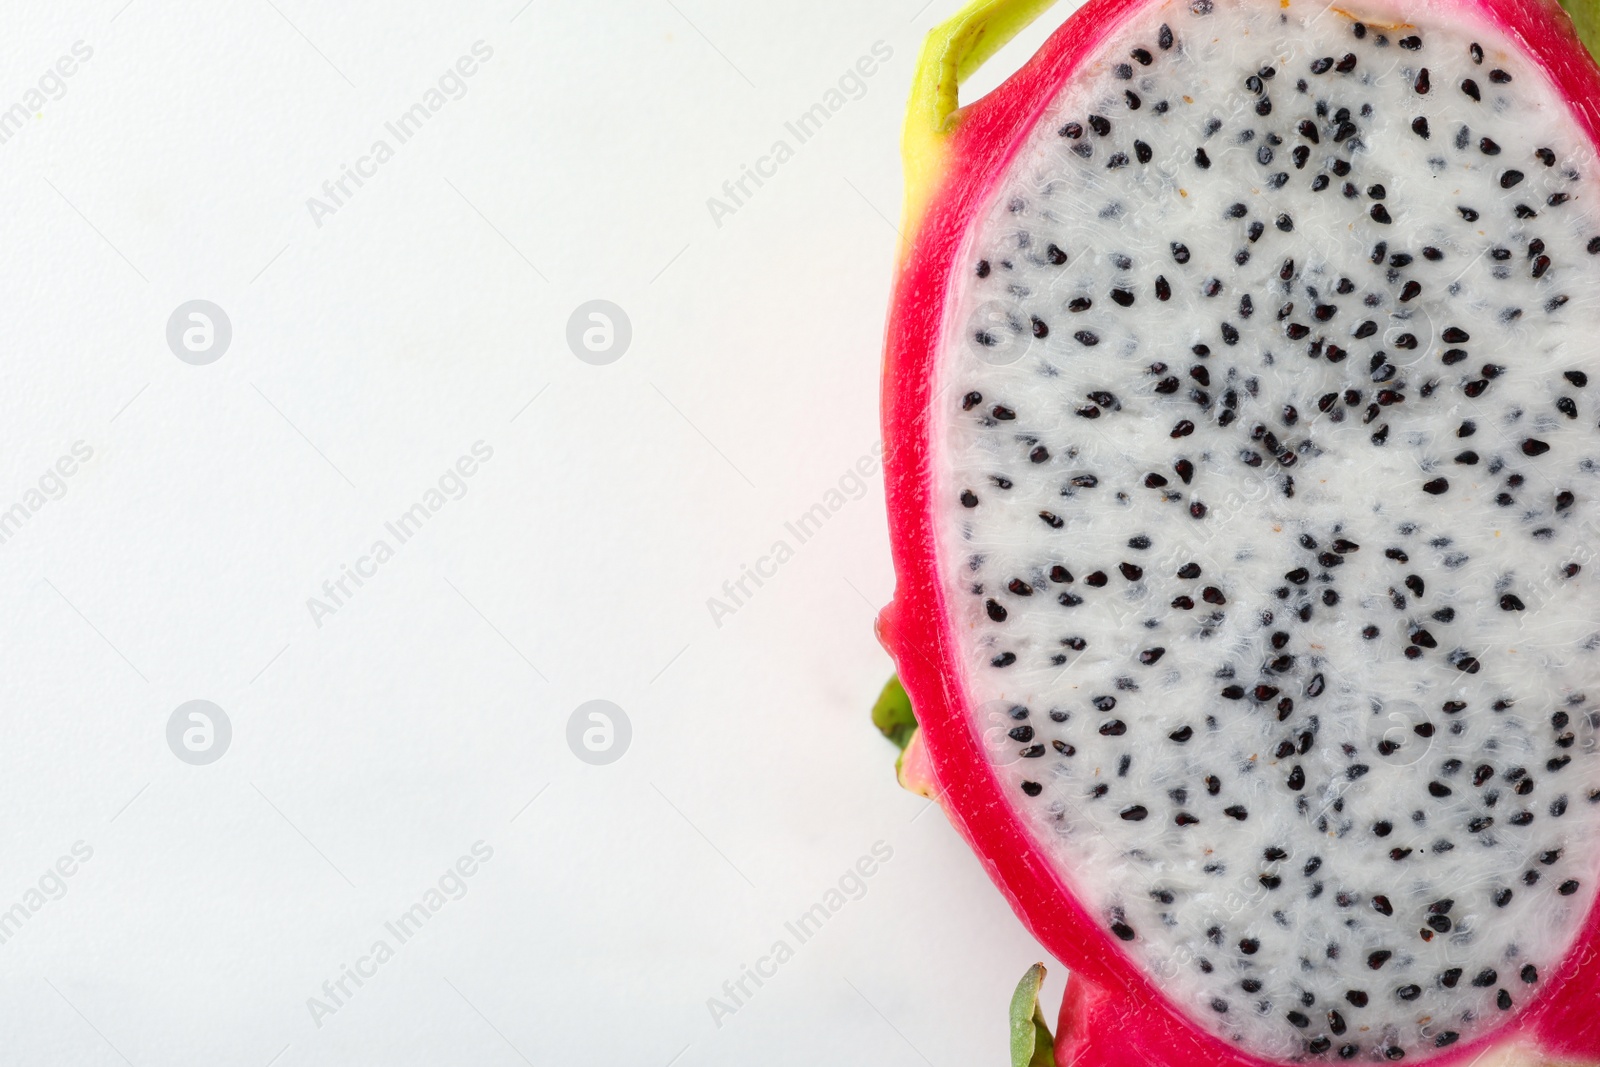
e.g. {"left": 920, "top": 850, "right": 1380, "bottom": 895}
{"left": 877, "top": 0, "right": 1600, "bottom": 1063}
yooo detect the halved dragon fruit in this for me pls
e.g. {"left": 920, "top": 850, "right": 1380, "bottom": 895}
{"left": 877, "top": 0, "right": 1600, "bottom": 1063}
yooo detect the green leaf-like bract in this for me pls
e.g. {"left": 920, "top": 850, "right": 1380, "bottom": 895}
{"left": 1010, "top": 963, "right": 1056, "bottom": 1067}
{"left": 1562, "top": 0, "right": 1600, "bottom": 62}
{"left": 871, "top": 675, "right": 918, "bottom": 751}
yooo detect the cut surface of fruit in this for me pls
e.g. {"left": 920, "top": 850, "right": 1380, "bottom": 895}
{"left": 879, "top": 0, "right": 1600, "bottom": 1063}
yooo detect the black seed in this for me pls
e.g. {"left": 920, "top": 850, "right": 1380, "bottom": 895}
{"left": 1311, "top": 57, "right": 1333, "bottom": 74}
{"left": 1462, "top": 78, "right": 1481, "bottom": 100}
{"left": 1021, "top": 781, "right": 1042, "bottom": 797}
{"left": 960, "top": 490, "right": 978, "bottom": 508}
{"left": 1502, "top": 170, "right": 1525, "bottom": 188}
{"left": 1459, "top": 206, "right": 1480, "bottom": 221}
{"left": 1120, "top": 804, "right": 1147, "bottom": 821}
{"left": 1110, "top": 920, "right": 1134, "bottom": 940}
{"left": 1088, "top": 115, "right": 1110, "bottom": 136}
{"left": 1158, "top": 23, "right": 1173, "bottom": 49}
{"left": 1337, "top": 53, "right": 1357, "bottom": 73}
{"left": 1561, "top": 879, "right": 1581, "bottom": 895}
{"left": 1370, "top": 204, "right": 1392, "bottom": 224}
{"left": 986, "top": 599, "right": 1007, "bottom": 622}
{"left": 1346, "top": 990, "right": 1368, "bottom": 1007}
{"left": 1523, "top": 438, "right": 1552, "bottom": 457}
{"left": 1039, "top": 511, "right": 1064, "bottom": 529}
{"left": 1423, "top": 478, "right": 1449, "bottom": 495}
{"left": 1195, "top": 147, "right": 1210, "bottom": 169}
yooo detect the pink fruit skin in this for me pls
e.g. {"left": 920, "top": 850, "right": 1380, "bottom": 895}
{"left": 878, "top": 0, "right": 1600, "bottom": 1062}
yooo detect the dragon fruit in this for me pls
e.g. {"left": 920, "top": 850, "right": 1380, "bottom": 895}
{"left": 876, "top": 0, "right": 1600, "bottom": 1063}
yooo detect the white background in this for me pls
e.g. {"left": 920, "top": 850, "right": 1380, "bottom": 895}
{"left": 0, "top": 1, "right": 1083, "bottom": 1063}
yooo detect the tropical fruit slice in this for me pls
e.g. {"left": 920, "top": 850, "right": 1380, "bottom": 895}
{"left": 877, "top": 0, "right": 1600, "bottom": 1062}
